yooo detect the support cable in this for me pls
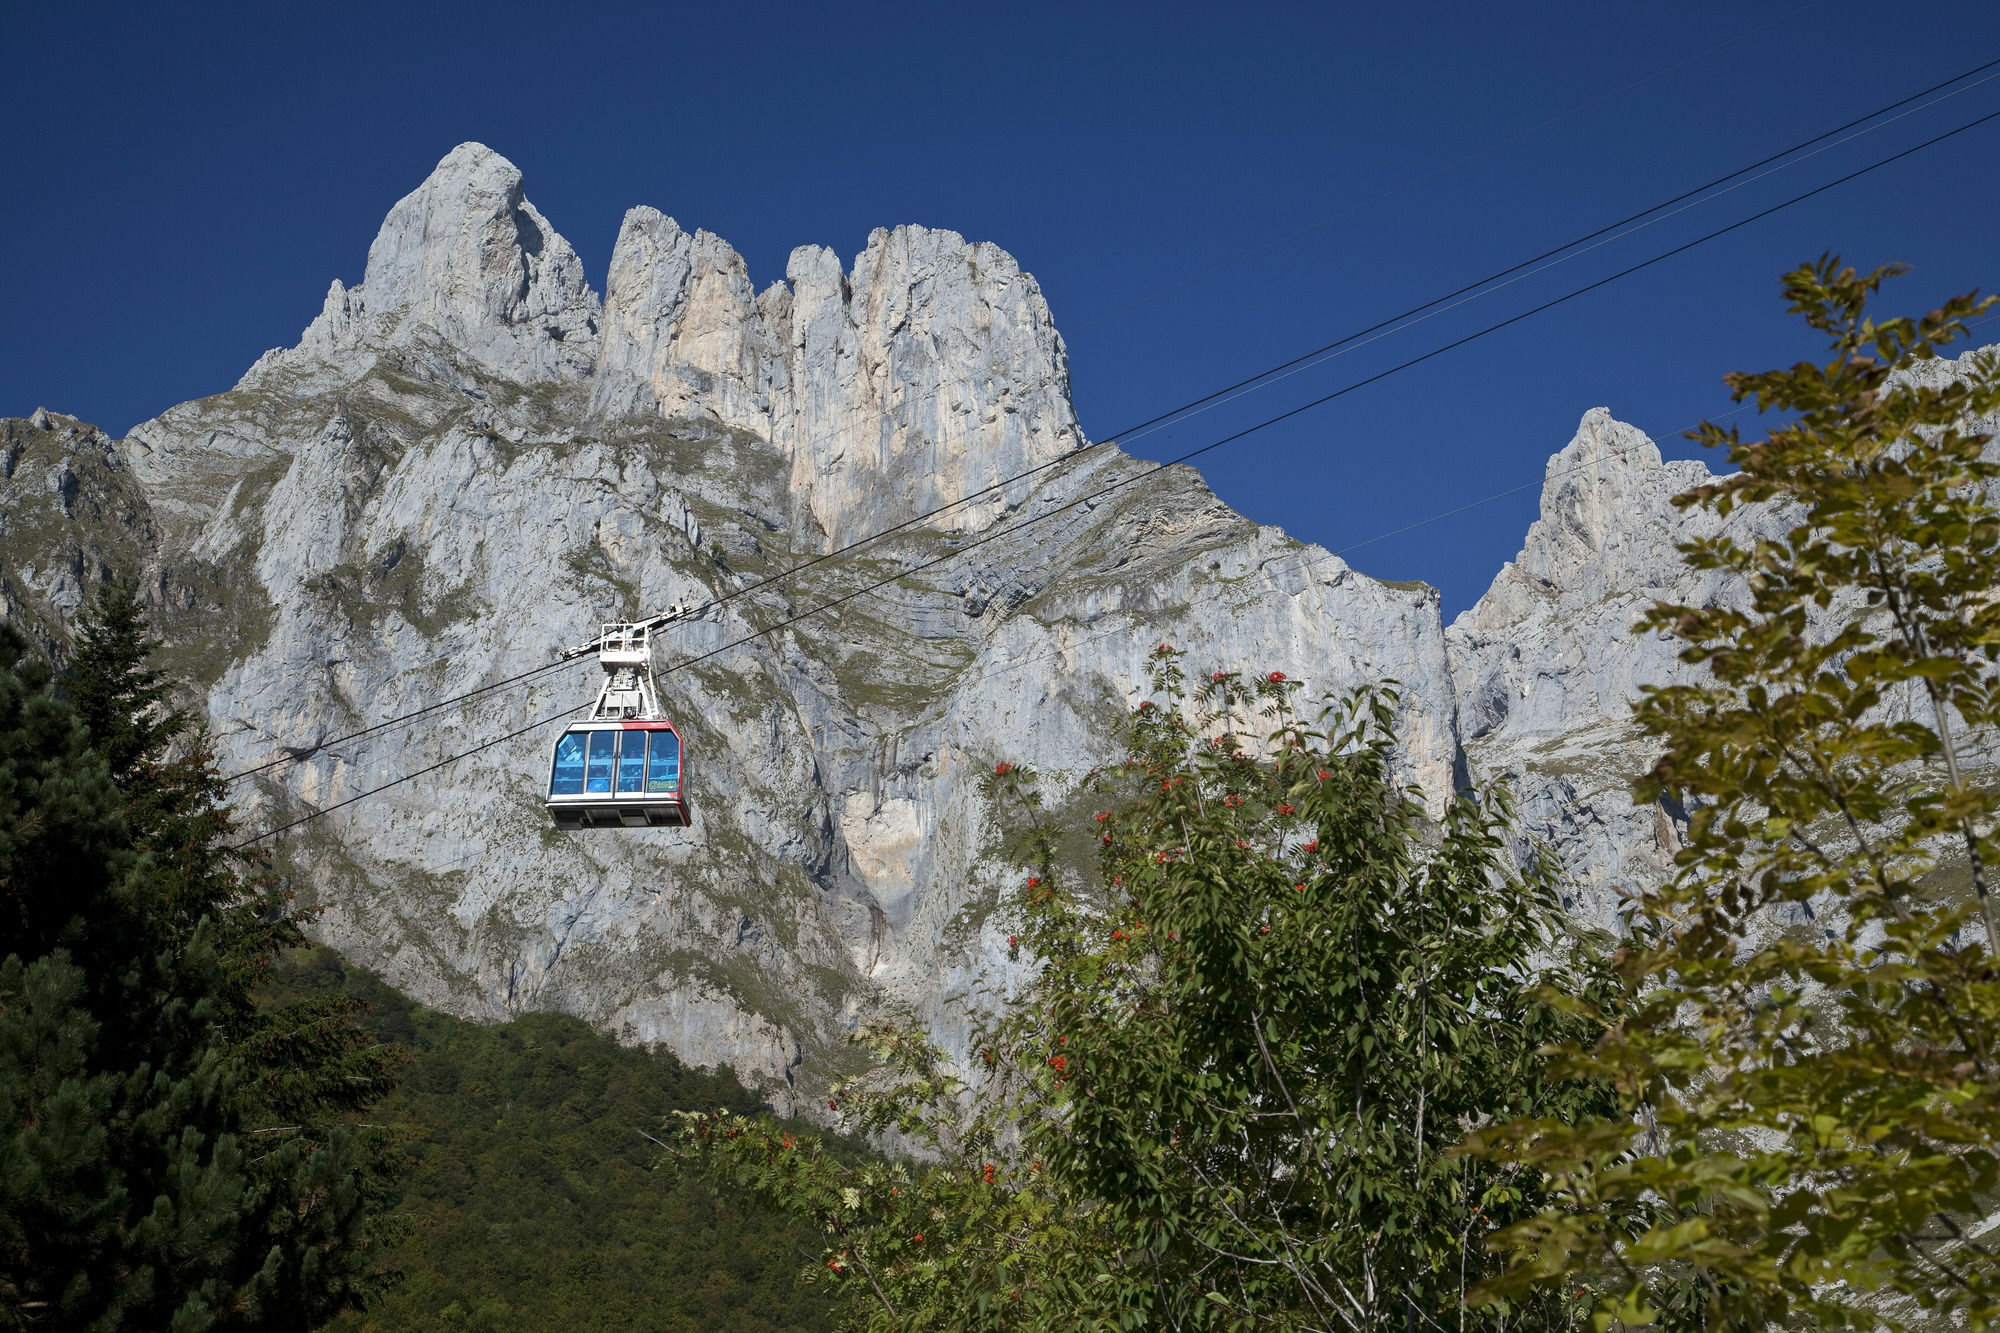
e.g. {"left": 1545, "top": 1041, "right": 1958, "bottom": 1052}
{"left": 219, "top": 56, "right": 2000, "bottom": 786}
{"left": 230, "top": 100, "right": 2000, "bottom": 847}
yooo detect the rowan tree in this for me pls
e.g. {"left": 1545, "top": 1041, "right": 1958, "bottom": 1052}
{"left": 675, "top": 649, "right": 1611, "bottom": 1331}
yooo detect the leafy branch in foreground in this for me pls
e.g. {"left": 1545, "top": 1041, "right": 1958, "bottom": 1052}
{"left": 674, "top": 650, "right": 1611, "bottom": 1330}
{"left": 1466, "top": 258, "right": 2000, "bottom": 1330}
{"left": 668, "top": 1026, "right": 1117, "bottom": 1332}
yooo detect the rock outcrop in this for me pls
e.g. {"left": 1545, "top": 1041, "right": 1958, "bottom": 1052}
{"left": 7, "top": 142, "right": 1986, "bottom": 1109}
{"left": 1444, "top": 410, "right": 1735, "bottom": 929}
{"left": 587, "top": 203, "right": 1082, "bottom": 547}
{"left": 244, "top": 143, "right": 601, "bottom": 389}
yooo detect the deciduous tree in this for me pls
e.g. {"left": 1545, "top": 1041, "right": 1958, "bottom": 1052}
{"left": 1467, "top": 259, "right": 2000, "bottom": 1330}
{"left": 676, "top": 650, "right": 1610, "bottom": 1330}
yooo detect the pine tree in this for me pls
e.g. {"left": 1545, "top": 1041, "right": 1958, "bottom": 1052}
{"left": 67, "top": 578, "right": 187, "bottom": 788}
{"left": 2, "top": 584, "right": 405, "bottom": 1331}
{"left": 69, "top": 580, "right": 300, "bottom": 1029}
{"left": 0, "top": 619, "right": 248, "bottom": 1329}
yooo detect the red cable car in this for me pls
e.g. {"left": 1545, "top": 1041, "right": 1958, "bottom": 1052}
{"left": 545, "top": 618, "right": 693, "bottom": 829}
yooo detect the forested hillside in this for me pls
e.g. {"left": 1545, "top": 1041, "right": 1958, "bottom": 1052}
{"left": 268, "top": 950, "right": 833, "bottom": 1333}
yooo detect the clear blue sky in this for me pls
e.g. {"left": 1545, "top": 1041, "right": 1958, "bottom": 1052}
{"left": 6, "top": 0, "right": 1999, "bottom": 615}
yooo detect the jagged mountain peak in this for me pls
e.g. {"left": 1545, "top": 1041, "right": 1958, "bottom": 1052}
{"left": 240, "top": 141, "right": 599, "bottom": 389}
{"left": 360, "top": 141, "right": 599, "bottom": 375}
{"left": 1518, "top": 407, "right": 1714, "bottom": 572}
{"left": 238, "top": 145, "right": 1083, "bottom": 550}
{"left": 30, "top": 145, "right": 1992, "bottom": 1110}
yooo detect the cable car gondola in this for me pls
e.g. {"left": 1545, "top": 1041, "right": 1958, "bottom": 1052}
{"left": 545, "top": 616, "right": 693, "bottom": 829}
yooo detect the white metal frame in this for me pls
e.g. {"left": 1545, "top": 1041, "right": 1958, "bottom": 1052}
{"left": 560, "top": 605, "right": 694, "bottom": 722}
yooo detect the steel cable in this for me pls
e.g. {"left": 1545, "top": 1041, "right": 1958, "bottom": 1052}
{"left": 230, "top": 99, "right": 2000, "bottom": 847}
{"left": 218, "top": 55, "right": 2000, "bottom": 786}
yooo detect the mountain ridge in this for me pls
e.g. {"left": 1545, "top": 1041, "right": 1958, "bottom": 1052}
{"left": 8, "top": 141, "right": 1973, "bottom": 1110}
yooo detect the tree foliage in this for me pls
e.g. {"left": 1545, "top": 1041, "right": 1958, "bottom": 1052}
{"left": 262, "top": 950, "right": 835, "bottom": 1333}
{"left": 675, "top": 649, "right": 1611, "bottom": 1330}
{"left": 1466, "top": 259, "right": 2000, "bottom": 1329}
{"left": 2, "top": 583, "right": 403, "bottom": 1330}
{"left": 67, "top": 578, "right": 190, "bottom": 789}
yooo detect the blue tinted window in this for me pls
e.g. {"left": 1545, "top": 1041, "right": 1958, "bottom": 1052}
{"left": 616, "top": 730, "right": 647, "bottom": 794}
{"left": 549, "top": 732, "right": 586, "bottom": 796}
{"left": 585, "top": 730, "right": 617, "bottom": 794}
{"left": 646, "top": 731, "right": 680, "bottom": 793}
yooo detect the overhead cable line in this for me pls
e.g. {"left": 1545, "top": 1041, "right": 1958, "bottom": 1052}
{"left": 230, "top": 99, "right": 2000, "bottom": 848}
{"left": 237, "top": 403, "right": 1758, "bottom": 851}
{"left": 1089, "top": 0, "right": 1835, "bottom": 325}
{"left": 1104, "top": 64, "right": 2000, "bottom": 454}
{"left": 220, "top": 55, "right": 2000, "bottom": 788}
{"left": 1081, "top": 53, "right": 2000, "bottom": 451}
{"left": 235, "top": 703, "right": 591, "bottom": 848}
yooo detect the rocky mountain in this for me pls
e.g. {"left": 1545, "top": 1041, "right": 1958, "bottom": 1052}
{"left": 5, "top": 142, "right": 1967, "bottom": 1110}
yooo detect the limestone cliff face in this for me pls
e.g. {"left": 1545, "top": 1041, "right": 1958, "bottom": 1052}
{"left": 1444, "top": 410, "right": 1740, "bottom": 928}
{"left": 6, "top": 142, "right": 1972, "bottom": 1109}
{"left": 588, "top": 202, "right": 1082, "bottom": 548}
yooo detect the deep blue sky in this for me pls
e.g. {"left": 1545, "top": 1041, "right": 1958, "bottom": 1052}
{"left": 6, "top": 0, "right": 1999, "bottom": 616}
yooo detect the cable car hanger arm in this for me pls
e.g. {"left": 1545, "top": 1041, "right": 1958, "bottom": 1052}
{"left": 558, "top": 604, "right": 697, "bottom": 661}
